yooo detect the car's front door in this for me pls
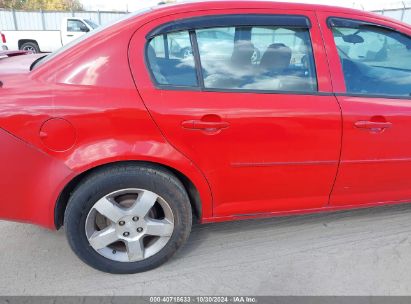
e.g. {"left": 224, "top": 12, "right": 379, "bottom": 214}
{"left": 130, "top": 10, "right": 342, "bottom": 218}
{"left": 318, "top": 12, "right": 411, "bottom": 206}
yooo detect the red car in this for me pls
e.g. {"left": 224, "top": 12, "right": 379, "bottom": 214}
{"left": 1, "top": 1, "right": 411, "bottom": 274}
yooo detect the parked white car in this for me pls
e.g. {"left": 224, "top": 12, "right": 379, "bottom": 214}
{"left": 1, "top": 17, "right": 98, "bottom": 53}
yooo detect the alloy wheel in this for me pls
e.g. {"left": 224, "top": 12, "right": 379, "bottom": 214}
{"left": 85, "top": 188, "right": 174, "bottom": 262}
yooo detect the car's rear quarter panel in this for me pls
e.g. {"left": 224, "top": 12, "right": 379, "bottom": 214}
{"left": 0, "top": 128, "right": 73, "bottom": 227}
{"left": 0, "top": 13, "right": 213, "bottom": 228}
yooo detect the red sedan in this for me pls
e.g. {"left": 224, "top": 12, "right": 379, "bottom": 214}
{"left": 1, "top": 1, "right": 411, "bottom": 274}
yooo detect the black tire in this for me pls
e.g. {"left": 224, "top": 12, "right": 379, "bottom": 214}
{"left": 20, "top": 41, "right": 40, "bottom": 53}
{"left": 64, "top": 164, "right": 192, "bottom": 274}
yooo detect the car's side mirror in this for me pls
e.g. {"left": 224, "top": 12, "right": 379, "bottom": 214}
{"left": 80, "top": 25, "right": 90, "bottom": 33}
{"left": 342, "top": 34, "right": 364, "bottom": 44}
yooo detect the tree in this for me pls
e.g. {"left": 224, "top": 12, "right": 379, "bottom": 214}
{"left": 0, "top": 0, "right": 26, "bottom": 9}
{"left": 0, "top": 0, "right": 83, "bottom": 10}
{"left": 158, "top": 0, "right": 176, "bottom": 5}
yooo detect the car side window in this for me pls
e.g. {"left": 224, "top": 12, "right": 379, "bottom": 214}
{"left": 147, "top": 31, "right": 198, "bottom": 87}
{"left": 67, "top": 20, "right": 89, "bottom": 32}
{"left": 331, "top": 23, "right": 411, "bottom": 96}
{"left": 196, "top": 26, "right": 317, "bottom": 91}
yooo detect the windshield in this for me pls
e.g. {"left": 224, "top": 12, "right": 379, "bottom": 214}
{"left": 31, "top": 8, "right": 151, "bottom": 70}
{"left": 84, "top": 19, "right": 99, "bottom": 29}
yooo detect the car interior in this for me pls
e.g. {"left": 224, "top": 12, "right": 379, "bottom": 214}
{"left": 333, "top": 26, "right": 411, "bottom": 96}
{"left": 147, "top": 26, "right": 317, "bottom": 92}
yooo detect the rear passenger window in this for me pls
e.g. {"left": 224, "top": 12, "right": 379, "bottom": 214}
{"left": 146, "top": 15, "right": 317, "bottom": 92}
{"left": 196, "top": 26, "right": 317, "bottom": 91}
{"left": 147, "top": 31, "right": 198, "bottom": 87}
{"left": 331, "top": 22, "right": 411, "bottom": 96}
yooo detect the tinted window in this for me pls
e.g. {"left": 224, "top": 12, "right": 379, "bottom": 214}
{"left": 84, "top": 19, "right": 99, "bottom": 29}
{"left": 67, "top": 20, "right": 88, "bottom": 32}
{"left": 147, "top": 31, "right": 198, "bottom": 87}
{"left": 196, "top": 26, "right": 317, "bottom": 91}
{"left": 332, "top": 25, "right": 411, "bottom": 96}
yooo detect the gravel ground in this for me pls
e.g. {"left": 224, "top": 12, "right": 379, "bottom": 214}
{"left": 1, "top": 203, "right": 411, "bottom": 295}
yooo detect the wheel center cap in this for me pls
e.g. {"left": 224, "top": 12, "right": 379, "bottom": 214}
{"left": 116, "top": 215, "right": 145, "bottom": 238}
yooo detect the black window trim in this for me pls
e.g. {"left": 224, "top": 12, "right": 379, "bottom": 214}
{"left": 152, "top": 85, "right": 334, "bottom": 96}
{"left": 145, "top": 14, "right": 320, "bottom": 94}
{"left": 327, "top": 16, "right": 411, "bottom": 41}
{"left": 149, "top": 86, "right": 411, "bottom": 99}
{"left": 162, "top": 34, "right": 169, "bottom": 59}
{"left": 335, "top": 92, "right": 411, "bottom": 100}
{"left": 146, "top": 14, "right": 312, "bottom": 39}
{"left": 327, "top": 17, "right": 396, "bottom": 31}
{"left": 189, "top": 30, "right": 205, "bottom": 89}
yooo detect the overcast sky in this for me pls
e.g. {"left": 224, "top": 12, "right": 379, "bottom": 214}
{"left": 80, "top": 0, "right": 411, "bottom": 12}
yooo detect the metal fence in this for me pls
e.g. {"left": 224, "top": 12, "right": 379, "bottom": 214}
{"left": 0, "top": 9, "right": 127, "bottom": 31}
{"left": 372, "top": 6, "right": 411, "bottom": 24}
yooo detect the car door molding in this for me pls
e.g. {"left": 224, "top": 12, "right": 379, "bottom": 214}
{"left": 149, "top": 84, "right": 335, "bottom": 96}
{"left": 335, "top": 92, "right": 411, "bottom": 100}
{"left": 231, "top": 160, "right": 338, "bottom": 168}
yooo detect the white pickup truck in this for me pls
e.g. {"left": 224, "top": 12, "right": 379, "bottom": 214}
{"left": 1, "top": 17, "right": 98, "bottom": 53}
{"left": 0, "top": 32, "right": 7, "bottom": 50}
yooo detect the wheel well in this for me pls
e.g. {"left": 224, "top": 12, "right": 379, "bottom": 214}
{"left": 54, "top": 161, "right": 203, "bottom": 229}
{"left": 18, "top": 39, "right": 39, "bottom": 49}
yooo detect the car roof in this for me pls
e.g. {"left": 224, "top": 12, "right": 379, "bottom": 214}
{"left": 146, "top": 1, "right": 408, "bottom": 30}
{"left": 151, "top": 1, "right": 375, "bottom": 17}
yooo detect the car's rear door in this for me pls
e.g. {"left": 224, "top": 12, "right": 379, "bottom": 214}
{"left": 129, "top": 9, "right": 341, "bottom": 218}
{"left": 317, "top": 11, "right": 411, "bottom": 206}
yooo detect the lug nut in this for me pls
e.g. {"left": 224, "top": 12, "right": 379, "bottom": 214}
{"left": 132, "top": 216, "right": 139, "bottom": 222}
{"left": 119, "top": 221, "right": 125, "bottom": 226}
{"left": 123, "top": 232, "right": 130, "bottom": 237}
{"left": 137, "top": 227, "right": 143, "bottom": 233}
